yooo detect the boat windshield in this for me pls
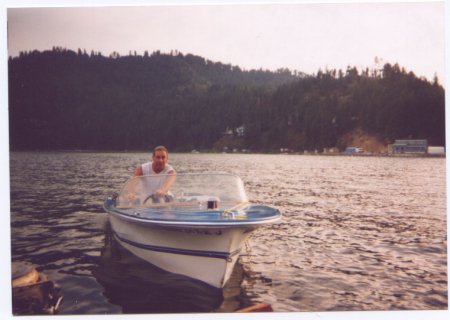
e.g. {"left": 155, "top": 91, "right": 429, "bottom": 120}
{"left": 115, "top": 173, "right": 248, "bottom": 207}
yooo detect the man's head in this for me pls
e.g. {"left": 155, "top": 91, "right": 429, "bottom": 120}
{"left": 153, "top": 146, "right": 168, "bottom": 157}
{"left": 152, "top": 146, "right": 169, "bottom": 173}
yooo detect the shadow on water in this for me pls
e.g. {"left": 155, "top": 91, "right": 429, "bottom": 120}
{"left": 92, "top": 221, "right": 244, "bottom": 313}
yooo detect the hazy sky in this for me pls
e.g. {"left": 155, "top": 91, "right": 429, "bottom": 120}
{"left": 6, "top": 1, "right": 445, "bottom": 82}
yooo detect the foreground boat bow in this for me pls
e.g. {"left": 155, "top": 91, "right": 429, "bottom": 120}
{"left": 103, "top": 173, "right": 281, "bottom": 288}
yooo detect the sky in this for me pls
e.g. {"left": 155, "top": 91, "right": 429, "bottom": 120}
{"left": 5, "top": 1, "right": 446, "bottom": 83}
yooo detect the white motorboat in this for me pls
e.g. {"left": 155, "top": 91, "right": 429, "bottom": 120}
{"left": 103, "top": 173, "right": 281, "bottom": 288}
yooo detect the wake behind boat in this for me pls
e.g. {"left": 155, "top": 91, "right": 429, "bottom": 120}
{"left": 103, "top": 173, "right": 281, "bottom": 288}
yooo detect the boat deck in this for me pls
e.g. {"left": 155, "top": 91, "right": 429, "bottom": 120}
{"left": 106, "top": 201, "right": 281, "bottom": 224}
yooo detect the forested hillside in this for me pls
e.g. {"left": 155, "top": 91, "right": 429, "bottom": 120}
{"left": 8, "top": 48, "right": 445, "bottom": 152}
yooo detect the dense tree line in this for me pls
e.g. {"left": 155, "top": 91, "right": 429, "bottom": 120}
{"left": 8, "top": 48, "right": 445, "bottom": 152}
{"left": 244, "top": 64, "right": 445, "bottom": 151}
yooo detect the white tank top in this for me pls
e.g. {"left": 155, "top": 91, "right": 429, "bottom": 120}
{"left": 140, "top": 162, "right": 174, "bottom": 197}
{"left": 141, "top": 162, "right": 174, "bottom": 175}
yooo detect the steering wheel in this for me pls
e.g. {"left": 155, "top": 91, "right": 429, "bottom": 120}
{"left": 143, "top": 194, "right": 172, "bottom": 204}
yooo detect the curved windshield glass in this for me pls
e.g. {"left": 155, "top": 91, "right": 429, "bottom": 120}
{"left": 116, "top": 173, "right": 248, "bottom": 207}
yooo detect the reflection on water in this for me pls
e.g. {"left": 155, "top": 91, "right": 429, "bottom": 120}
{"left": 9, "top": 152, "right": 447, "bottom": 313}
{"left": 92, "top": 221, "right": 225, "bottom": 313}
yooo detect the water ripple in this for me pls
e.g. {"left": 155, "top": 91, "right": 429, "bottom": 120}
{"left": 10, "top": 152, "right": 447, "bottom": 313}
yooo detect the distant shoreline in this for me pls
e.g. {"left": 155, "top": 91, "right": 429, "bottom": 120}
{"left": 316, "top": 152, "right": 445, "bottom": 158}
{"left": 8, "top": 150, "right": 446, "bottom": 158}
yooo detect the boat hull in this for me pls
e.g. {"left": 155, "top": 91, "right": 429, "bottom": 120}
{"left": 104, "top": 173, "right": 282, "bottom": 288}
{"left": 108, "top": 212, "right": 260, "bottom": 288}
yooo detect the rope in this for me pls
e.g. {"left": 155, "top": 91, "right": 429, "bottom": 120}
{"left": 222, "top": 202, "right": 249, "bottom": 219}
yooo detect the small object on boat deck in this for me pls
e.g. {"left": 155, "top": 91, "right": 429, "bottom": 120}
{"left": 236, "top": 302, "right": 274, "bottom": 312}
{"left": 207, "top": 200, "right": 218, "bottom": 209}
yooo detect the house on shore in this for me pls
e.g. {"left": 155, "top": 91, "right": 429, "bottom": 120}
{"left": 222, "top": 126, "right": 233, "bottom": 137}
{"left": 345, "top": 147, "right": 363, "bottom": 153}
{"left": 327, "top": 147, "right": 340, "bottom": 153}
{"left": 222, "top": 125, "right": 244, "bottom": 137}
{"left": 427, "top": 146, "right": 445, "bottom": 155}
{"left": 391, "top": 140, "right": 427, "bottom": 154}
{"left": 235, "top": 125, "right": 244, "bottom": 137}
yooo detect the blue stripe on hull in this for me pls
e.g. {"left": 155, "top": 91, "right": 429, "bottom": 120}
{"left": 113, "top": 230, "right": 241, "bottom": 260}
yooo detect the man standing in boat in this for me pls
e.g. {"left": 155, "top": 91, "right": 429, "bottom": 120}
{"left": 127, "top": 146, "right": 176, "bottom": 203}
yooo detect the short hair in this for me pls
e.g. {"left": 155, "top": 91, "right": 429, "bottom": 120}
{"left": 153, "top": 146, "right": 168, "bottom": 156}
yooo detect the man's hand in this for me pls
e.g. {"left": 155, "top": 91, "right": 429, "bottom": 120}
{"left": 126, "top": 193, "right": 136, "bottom": 203}
{"left": 155, "top": 189, "right": 166, "bottom": 197}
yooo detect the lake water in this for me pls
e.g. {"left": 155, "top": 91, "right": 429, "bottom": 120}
{"left": 9, "top": 152, "right": 448, "bottom": 314}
